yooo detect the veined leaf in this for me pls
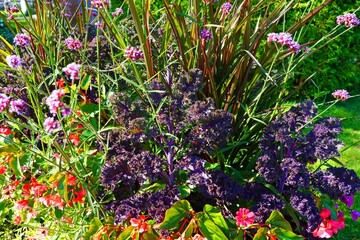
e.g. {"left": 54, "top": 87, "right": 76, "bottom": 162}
{"left": 195, "top": 212, "right": 228, "bottom": 240}
{"left": 157, "top": 200, "right": 192, "bottom": 230}
{"left": 266, "top": 210, "right": 292, "bottom": 231}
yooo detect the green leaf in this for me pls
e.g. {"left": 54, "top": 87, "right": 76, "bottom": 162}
{"left": 178, "top": 185, "right": 191, "bottom": 198}
{"left": 142, "top": 232, "right": 158, "bottom": 240}
{"left": 270, "top": 228, "right": 304, "bottom": 240}
{"left": 157, "top": 200, "right": 192, "bottom": 230}
{"left": 54, "top": 207, "right": 63, "bottom": 219}
{"left": 253, "top": 227, "right": 268, "bottom": 240}
{"left": 84, "top": 217, "right": 103, "bottom": 240}
{"left": 57, "top": 175, "right": 69, "bottom": 204}
{"left": 266, "top": 210, "right": 292, "bottom": 231}
{"left": 81, "top": 74, "right": 92, "bottom": 91}
{"left": 195, "top": 212, "right": 228, "bottom": 240}
{"left": 117, "top": 226, "right": 135, "bottom": 240}
{"left": 203, "top": 204, "right": 229, "bottom": 236}
{"left": 182, "top": 218, "right": 197, "bottom": 238}
{"left": 9, "top": 156, "right": 22, "bottom": 177}
{"left": 321, "top": 196, "right": 337, "bottom": 220}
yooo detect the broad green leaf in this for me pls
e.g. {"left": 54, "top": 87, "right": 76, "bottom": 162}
{"left": 195, "top": 212, "right": 228, "bottom": 240}
{"left": 266, "top": 210, "right": 292, "bottom": 231}
{"left": 84, "top": 217, "right": 103, "bottom": 240}
{"left": 117, "top": 226, "right": 135, "bottom": 240}
{"left": 253, "top": 227, "right": 268, "bottom": 240}
{"left": 157, "top": 200, "right": 192, "bottom": 230}
{"left": 54, "top": 207, "right": 63, "bottom": 219}
{"left": 270, "top": 228, "right": 304, "bottom": 240}
{"left": 203, "top": 204, "right": 229, "bottom": 236}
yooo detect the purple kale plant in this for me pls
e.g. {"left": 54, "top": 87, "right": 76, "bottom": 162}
{"left": 253, "top": 100, "right": 360, "bottom": 233}
{"left": 99, "top": 68, "right": 239, "bottom": 223}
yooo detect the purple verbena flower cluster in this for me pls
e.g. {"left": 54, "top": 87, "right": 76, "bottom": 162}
{"left": 91, "top": 0, "right": 109, "bottom": 9}
{"left": 14, "top": 33, "right": 31, "bottom": 47}
{"left": 332, "top": 89, "right": 350, "bottom": 101}
{"left": 45, "top": 89, "right": 71, "bottom": 117}
{"left": 65, "top": 37, "right": 83, "bottom": 51}
{"left": 221, "top": 2, "right": 232, "bottom": 15}
{"left": 267, "top": 32, "right": 301, "bottom": 53}
{"left": 6, "top": 55, "right": 22, "bottom": 69}
{"left": 199, "top": 29, "right": 213, "bottom": 41}
{"left": 124, "top": 46, "right": 143, "bottom": 61}
{"left": 62, "top": 62, "right": 81, "bottom": 80}
{"left": 336, "top": 13, "right": 360, "bottom": 27}
{"left": 43, "top": 117, "right": 60, "bottom": 133}
{"left": 0, "top": 92, "right": 27, "bottom": 115}
{"left": 112, "top": 8, "right": 123, "bottom": 17}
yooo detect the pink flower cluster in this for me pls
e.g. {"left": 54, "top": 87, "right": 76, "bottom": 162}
{"left": 62, "top": 62, "right": 81, "bottom": 80}
{"left": 221, "top": 2, "right": 232, "bottom": 15}
{"left": 43, "top": 117, "right": 60, "bottom": 133}
{"left": 14, "top": 33, "right": 31, "bottom": 47}
{"left": 91, "top": 0, "right": 109, "bottom": 8}
{"left": 336, "top": 13, "right": 360, "bottom": 28}
{"left": 235, "top": 208, "right": 255, "bottom": 227}
{"left": 46, "top": 89, "right": 70, "bottom": 116}
{"left": 9, "top": 99, "right": 26, "bottom": 114}
{"left": 65, "top": 37, "right": 83, "bottom": 51}
{"left": 112, "top": 8, "right": 123, "bottom": 17}
{"left": 267, "top": 32, "right": 301, "bottom": 53}
{"left": 332, "top": 89, "right": 350, "bottom": 101}
{"left": 6, "top": 55, "right": 22, "bottom": 69}
{"left": 313, "top": 208, "right": 345, "bottom": 238}
{"left": 0, "top": 93, "right": 10, "bottom": 112}
{"left": 9, "top": 6, "right": 19, "bottom": 13}
{"left": 0, "top": 93, "right": 26, "bottom": 114}
{"left": 124, "top": 47, "right": 143, "bottom": 61}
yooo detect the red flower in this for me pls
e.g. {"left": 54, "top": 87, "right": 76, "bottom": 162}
{"left": 14, "top": 215, "right": 22, "bottom": 224}
{"left": 15, "top": 199, "right": 29, "bottom": 210}
{"left": 67, "top": 174, "right": 77, "bottom": 186}
{"left": 0, "top": 127, "right": 11, "bottom": 136}
{"left": 72, "top": 187, "right": 86, "bottom": 204}
{"left": 0, "top": 165, "right": 5, "bottom": 174}
{"left": 69, "top": 133, "right": 80, "bottom": 146}
{"left": 39, "top": 194, "right": 65, "bottom": 210}
{"left": 130, "top": 215, "right": 148, "bottom": 233}
{"left": 30, "top": 178, "right": 48, "bottom": 196}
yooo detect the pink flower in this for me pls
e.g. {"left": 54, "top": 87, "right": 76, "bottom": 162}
{"left": 336, "top": 13, "right": 360, "bottom": 27}
{"left": 46, "top": 89, "right": 65, "bottom": 115}
{"left": 267, "top": 32, "right": 300, "bottom": 53}
{"left": 9, "top": 99, "right": 26, "bottom": 114}
{"left": 130, "top": 215, "right": 148, "bottom": 233}
{"left": 112, "top": 8, "right": 123, "bottom": 17}
{"left": 313, "top": 208, "right": 346, "bottom": 238}
{"left": 313, "top": 222, "right": 333, "bottom": 238}
{"left": 65, "top": 37, "right": 83, "bottom": 51}
{"left": 14, "top": 33, "right": 31, "bottom": 47}
{"left": 221, "top": 2, "right": 232, "bottom": 15}
{"left": 91, "top": 0, "right": 109, "bottom": 8}
{"left": 235, "top": 208, "right": 255, "bottom": 227}
{"left": 6, "top": 55, "right": 22, "bottom": 69}
{"left": 0, "top": 93, "right": 10, "bottom": 112}
{"left": 9, "top": 6, "right": 19, "bottom": 13}
{"left": 62, "top": 62, "right": 81, "bottom": 80}
{"left": 332, "top": 89, "right": 350, "bottom": 101}
{"left": 124, "top": 47, "right": 143, "bottom": 61}
{"left": 43, "top": 117, "right": 60, "bottom": 133}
